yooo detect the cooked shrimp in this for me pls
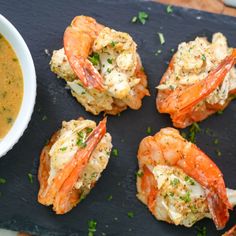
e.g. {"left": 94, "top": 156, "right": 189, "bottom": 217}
{"left": 38, "top": 117, "right": 112, "bottom": 214}
{"left": 50, "top": 15, "right": 149, "bottom": 115}
{"left": 64, "top": 16, "right": 104, "bottom": 90}
{"left": 137, "top": 127, "right": 236, "bottom": 229}
{"left": 156, "top": 33, "right": 236, "bottom": 128}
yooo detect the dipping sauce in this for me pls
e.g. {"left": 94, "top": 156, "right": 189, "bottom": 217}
{"left": 0, "top": 34, "right": 23, "bottom": 139}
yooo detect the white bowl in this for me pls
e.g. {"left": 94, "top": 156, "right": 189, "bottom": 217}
{"left": 0, "top": 15, "right": 36, "bottom": 158}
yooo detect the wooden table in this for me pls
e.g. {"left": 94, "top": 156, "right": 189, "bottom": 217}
{"left": 157, "top": 0, "right": 236, "bottom": 16}
{"left": 12, "top": 1, "right": 235, "bottom": 236}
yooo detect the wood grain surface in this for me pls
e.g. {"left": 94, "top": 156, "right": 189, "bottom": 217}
{"left": 157, "top": 0, "right": 236, "bottom": 16}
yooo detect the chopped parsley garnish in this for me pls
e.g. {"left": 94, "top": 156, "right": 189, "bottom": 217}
{"left": 42, "top": 115, "right": 47, "bottom": 121}
{"left": 127, "top": 211, "right": 134, "bottom": 218}
{"left": 112, "top": 148, "right": 118, "bottom": 157}
{"left": 28, "top": 173, "right": 33, "bottom": 184}
{"left": 213, "top": 138, "right": 219, "bottom": 145}
{"left": 132, "top": 11, "right": 149, "bottom": 25}
{"left": 166, "top": 5, "right": 173, "bottom": 14}
{"left": 86, "top": 127, "right": 93, "bottom": 134}
{"left": 60, "top": 147, "right": 67, "bottom": 151}
{"left": 88, "top": 52, "right": 100, "bottom": 66}
{"left": 217, "top": 110, "right": 223, "bottom": 115}
{"left": 169, "top": 192, "right": 174, "bottom": 197}
{"left": 185, "top": 176, "right": 195, "bottom": 185}
{"left": 79, "top": 193, "right": 86, "bottom": 201}
{"left": 77, "top": 131, "right": 87, "bottom": 148}
{"left": 196, "top": 226, "right": 207, "bottom": 236}
{"left": 0, "top": 178, "right": 6, "bottom": 184}
{"left": 136, "top": 170, "right": 143, "bottom": 178}
{"left": 107, "top": 195, "right": 113, "bottom": 201}
{"left": 215, "top": 149, "right": 222, "bottom": 157}
{"left": 155, "top": 49, "right": 162, "bottom": 56}
{"left": 107, "top": 58, "right": 112, "bottom": 64}
{"left": 157, "top": 32, "right": 165, "bottom": 45}
{"left": 88, "top": 220, "right": 97, "bottom": 236}
{"left": 170, "top": 178, "right": 180, "bottom": 186}
{"left": 110, "top": 41, "right": 118, "bottom": 47}
{"left": 190, "top": 204, "right": 197, "bottom": 213}
{"left": 146, "top": 126, "right": 152, "bottom": 135}
{"left": 189, "top": 122, "right": 201, "bottom": 143}
{"left": 202, "top": 54, "right": 206, "bottom": 61}
{"left": 107, "top": 68, "right": 112, "bottom": 73}
{"left": 180, "top": 191, "right": 191, "bottom": 203}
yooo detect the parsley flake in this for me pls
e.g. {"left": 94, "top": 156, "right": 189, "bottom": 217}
{"left": 132, "top": 11, "right": 149, "bottom": 24}
{"left": 28, "top": 173, "right": 33, "bottom": 184}
{"left": 60, "top": 147, "right": 67, "bottom": 151}
{"left": 189, "top": 122, "right": 201, "bottom": 143}
{"left": 180, "top": 191, "right": 191, "bottom": 203}
{"left": 136, "top": 170, "right": 143, "bottom": 178}
{"left": 107, "top": 58, "right": 112, "bottom": 64}
{"left": 158, "top": 32, "right": 165, "bottom": 45}
{"left": 170, "top": 178, "right": 180, "bottom": 186}
{"left": 112, "top": 148, "right": 118, "bottom": 157}
{"left": 110, "top": 41, "right": 118, "bottom": 47}
{"left": 146, "top": 126, "right": 152, "bottom": 135}
{"left": 88, "top": 220, "right": 97, "bottom": 236}
{"left": 185, "top": 176, "right": 195, "bottom": 185}
{"left": 77, "top": 131, "right": 87, "bottom": 148}
{"left": 196, "top": 226, "right": 207, "bottom": 236}
{"left": 166, "top": 5, "right": 173, "bottom": 14}
{"left": 0, "top": 178, "right": 6, "bottom": 184}
{"left": 88, "top": 52, "right": 100, "bottom": 66}
{"left": 127, "top": 211, "right": 134, "bottom": 218}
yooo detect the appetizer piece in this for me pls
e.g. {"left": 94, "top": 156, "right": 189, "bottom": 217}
{"left": 156, "top": 33, "right": 236, "bottom": 128}
{"left": 50, "top": 16, "right": 149, "bottom": 115}
{"left": 137, "top": 127, "right": 236, "bottom": 229}
{"left": 38, "top": 117, "right": 112, "bottom": 214}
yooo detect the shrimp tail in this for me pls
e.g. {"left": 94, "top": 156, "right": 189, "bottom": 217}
{"left": 166, "top": 49, "right": 236, "bottom": 114}
{"left": 52, "top": 117, "right": 107, "bottom": 214}
{"left": 206, "top": 188, "right": 230, "bottom": 230}
{"left": 69, "top": 54, "right": 104, "bottom": 90}
{"left": 64, "top": 16, "right": 104, "bottom": 91}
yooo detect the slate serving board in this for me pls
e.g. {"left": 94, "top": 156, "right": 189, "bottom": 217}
{"left": 1, "top": 0, "right": 236, "bottom": 235}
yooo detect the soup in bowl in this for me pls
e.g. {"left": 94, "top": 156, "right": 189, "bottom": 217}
{"left": 0, "top": 15, "right": 36, "bottom": 158}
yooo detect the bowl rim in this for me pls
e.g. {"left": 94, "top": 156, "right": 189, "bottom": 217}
{"left": 0, "top": 14, "right": 36, "bottom": 158}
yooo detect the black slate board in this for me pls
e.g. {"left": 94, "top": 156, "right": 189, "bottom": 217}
{"left": 1, "top": 0, "right": 236, "bottom": 235}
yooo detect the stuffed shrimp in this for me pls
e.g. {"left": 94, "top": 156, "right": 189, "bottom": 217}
{"left": 50, "top": 16, "right": 149, "bottom": 115}
{"left": 38, "top": 117, "right": 112, "bottom": 214}
{"left": 156, "top": 33, "right": 236, "bottom": 128}
{"left": 137, "top": 127, "right": 236, "bottom": 229}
